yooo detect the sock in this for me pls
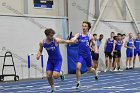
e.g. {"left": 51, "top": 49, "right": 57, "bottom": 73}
{"left": 60, "top": 71, "right": 62, "bottom": 76}
{"left": 51, "top": 85, "right": 55, "bottom": 91}
{"left": 77, "top": 80, "right": 80, "bottom": 84}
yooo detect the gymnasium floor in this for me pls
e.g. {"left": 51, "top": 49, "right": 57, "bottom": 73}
{"left": 0, "top": 68, "right": 140, "bottom": 93}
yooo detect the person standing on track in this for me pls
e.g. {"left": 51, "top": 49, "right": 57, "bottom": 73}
{"left": 104, "top": 32, "right": 115, "bottom": 72}
{"left": 71, "top": 21, "right": 98, "bottom": 89}
{"left": 36, "top": 28, "right": 72, "bottom": 93}
{"left": 124, "top": 33, "right": 135, "bottom": 70}
{"left": 133, "top": 33, "right": 140, "bottom": 68}
{"left": 90, "top": 34, "right": 98, "bottom": 70}
{"left": 90, "top": 34, "right": 104, "bottom": 71}
{"left": 113, "top": 33, "right": 123, "bottom": 71}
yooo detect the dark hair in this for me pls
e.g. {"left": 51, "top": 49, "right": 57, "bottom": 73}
{"left": 83, "top": 21, "right": 91, "bottom": 30}
{"left": 111, "top": 32, "right": 115, "bottom": 34}
{"left": 44, "top": 28, "right": 55, "bottom": 36}
{"left": 100, "top": 34, "right": 103, "bottom": 37}
{"left": 93, "top": 34, "right": 97, "bottom": 36}
{"left": 117, "top": 33, "right": 122, "bottom": 36}
{"left": 113, "top": 36, "right": 117, "bottom": 40}
{"left": 122, "top": 34, "right": 126, "bottom": 36}
{"left": 137, "top": 33, "right": 140, "bottom": 34}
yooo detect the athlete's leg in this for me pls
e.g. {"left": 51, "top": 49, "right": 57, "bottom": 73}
{"left": 52, "top": 71, "right": 61, "bottom": 79}
{"left": 92, "top": 52, "right": 98, "bottom": 70}
{"left": 126, "top": 50, "right": 130, "bottom": 69}
{"left": 47, "top": 71, "right": 55, "bottom": 92}
{"left": 117, "top": 52, "right": 121, "bottom": 70}
{"left": 126, "top": 58, "right": 129, "bottom": 70}
{"left": 133, "top": 56, "right": 136, "bottom": 68}
{"left": 47, "top": 59, "right": 62, "bottom": 93}
{"left": 86, "top": 56, "right": 98, "bottom": 80}
{"left": 76, "top": 62, "right": 82, "bottom": 82}
{"left": 76, "top": 62, "right": 82, "bottom": 89}
{"left": 114, "top": 58, "right": 119, "bottom": 71}
{"left": 53, "top": 59, "right": 65, "bottom": 81}
{"left": 92, "top": 60, "right": 98, "bottom": 70}
{"left": 105, "top": 52, "right": 109, "bottom": 69}
{"left": 88, "top": 67, "right": 98, "bottom": 80}
{"left": 104, "top": 54, "right": 109, "bottom": 72}
{"left": 46, "top": 60, "right": 55, "bottom": 90}
{"left": 113, "top": 52, "right": 117, "bottom": 70}
{"left": 109, "top": 57, "right": 113, "bottom": 71}
{"left": 133, "top": 50, "right": 137, "bottom": 68}
{"left": 92, "top": 60, "right": 96, "bottom": 70}
{"left": 105, "top": 57, "right": 109, "bottom": 68}
{"left": 95, "top": 53, "right": 99, "bottom": 70}
{"left": 112, "top": 54, "right": 115, "bottom": 69}
{"left": 129, "top": 51, "right": 133, "bottom": 69}
{"left": 117, "top": 57, "right": 123, "bottom": 71}
{"left": 138, "top": 51, "right": 140, "bottom": 62}
{"left": 117, "top": 57, "right": 120, "bottom": 69}
{"left": 129, "top": 57, "right": 133, "bottom": 69}
{"left": 92, "top": 53, "right": 99, "bottom": 70}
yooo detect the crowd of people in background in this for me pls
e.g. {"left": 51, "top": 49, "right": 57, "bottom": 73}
{"left": 91, "top": 32, "right": 140, "bottom": 73}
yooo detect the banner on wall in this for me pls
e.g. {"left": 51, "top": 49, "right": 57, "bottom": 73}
{"left": 67, "top": 44, "right": 87, "bottom": 74}
{"left": 34, "top": 0, "right": 54, "bottom": 9}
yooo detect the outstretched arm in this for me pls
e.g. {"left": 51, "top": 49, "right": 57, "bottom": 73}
{"left": 55, "top": 38, "right": 73, "bottom": 44}
{"left": 55, "top": 33, "right": 79, "bottom": 44}
{"left": 36, "top": 40, "right": 43, "bottom": 60}
{"left": 71, "top": 33, "right": 79, "bottom": 43}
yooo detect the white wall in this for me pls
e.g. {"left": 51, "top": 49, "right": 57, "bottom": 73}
{"left": 0, "top": 0, "right": 66, "bottom": 16}
{"left": 0, "top": 0, "right": 24, "bottom": 14}
{"left": 0, "top": 14, "right": 68, "bottom": 80}
{"left": 68, "top": 0, "right": 89, "bottom": 34}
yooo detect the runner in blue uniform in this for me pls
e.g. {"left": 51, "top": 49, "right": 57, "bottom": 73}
{"left": 113, "top": 33, "right": 123, "bottom": 71}
{"left": 104, "top": 32, "right": 115, "bottom": 72}
{"left": 36, "top": 28, "right": 72, "bottom": 93}
{"left": 133, "top": 33, "right": 140, "bottom": 68}
{"left": 124, "top": 33, "right": 135, "bottom": 70}
{"left": 71, "top": 21, "right": 98, "bottom": 89}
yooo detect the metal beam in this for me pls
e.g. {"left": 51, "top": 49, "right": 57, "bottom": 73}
{"left": 95, "top": 0, "right": 100, "bottom": 18}
{"left": 122, "top": 0, "right": 126, "bottom": 20}
{"left": 124, "top": 0, "right": 140, "bottom": 33}
{"left": 24, "top": 0, "right": 28, "bottom": 14}
{"left": 64, "top": 0, "right": 68, "bottom": 17}
{"left": 90, "top": 0, "right": 109, "bottom": 34}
